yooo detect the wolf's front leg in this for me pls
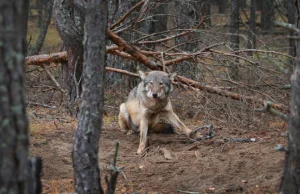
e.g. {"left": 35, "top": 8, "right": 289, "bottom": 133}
{"left": 167, "top": 112, "right": 193, "bottom": 137}
{"left": 137, "top": 118, "right": 149, "bottom": 154}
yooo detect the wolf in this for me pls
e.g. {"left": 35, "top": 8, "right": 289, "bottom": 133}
{"left": 118, "top": 70, "right": 197, "bottom": 154}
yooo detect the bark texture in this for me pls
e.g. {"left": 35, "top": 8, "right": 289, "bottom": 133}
{"left": 72, "top": 0, "right": 108, "bottom": 193}
{"left": 53, "top": 0, "right": 84, "bottom": 116}
{"left": 261, "top": 0, "right": 274, "bottom": 31}
{"left": 0, "top": 0, "right": 30, "bottom": 194}
{"left": 247, "top": 0, "right": 256, "bottom": 55}
{"left": 216, "top": 0, "right": 228, "bottom": 14}
{"left": 229, "top": 0, "right": 240, "bottom": 80}
{"left": 288, "top": 0, "right": 296, "bottom": 57}
{"left": 280, "top": 0, "right": 300, "bottom": 193}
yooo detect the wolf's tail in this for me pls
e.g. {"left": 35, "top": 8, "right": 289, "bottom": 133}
{"left": 150, "top": 123, "right": 174, "bottom": 134}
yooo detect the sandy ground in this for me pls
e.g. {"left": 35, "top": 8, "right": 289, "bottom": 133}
{"left": 28, "top": 107, "right": 287, "bottom": 194}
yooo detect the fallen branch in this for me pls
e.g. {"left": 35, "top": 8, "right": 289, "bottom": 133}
{"left": 27, "top": 101, "right": 57, "bottom": 109}
{"left": 42, "top": 64, "right": 65, "bottom": 93}
{"left": 176, "top": 190, "right": 202, "bottom": 194}
{"left": 255, "top": 101, "right": 289, "bottom": 121}
{"left": 176, "top": 75, "right": 288, "bottom": 111}
{"left": 233, "top": 49, "right": 294, "bottom": 59}
{"left": 25, "top": 45, "right": 123, "bottom": 66}
{"left": 274, "top": 20, "right": 300, "bottom": 34}
{"left": 25, "top": 54, "right": 288, "bottom": 112}
{"left": 106, "top": 67, "right": 139, "bottom": 78}
{"left": 107, "top": 30, "right": 159, "bottom": 70}
{"left": 26, "top": 51, "right": 67, "bottom": 66}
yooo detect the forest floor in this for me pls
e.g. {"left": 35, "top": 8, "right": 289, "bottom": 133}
{"left": 26, "top": 4, "right": 289, "bottom": 193}
{"left": 28, "top": 105, "right": 287, "bottom": 194}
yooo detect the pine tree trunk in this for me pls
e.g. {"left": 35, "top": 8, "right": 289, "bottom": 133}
{"left": 53, "top": 0, "right": 84, "bottom": 116}
{"left": 247, "top": 0, "right": 256, "bottom": 55}
{"left": 72, "top": 0, "right": 108, "bottom": 193}
{"left": 229, "top": 0, "right": 240, "bottom": 80}
{"left": 280, "top": 1, "right": 300, "bottom": 193}
{"left": 261, "top": 0, "right": 274, "bottom": 32}
{"left": 28, "top": 0, "right": 53, "bottom": 56}
{"left": 288, "top": 0, "right": 296, "bottom": 57}
{"left": 0, "top": 0, "right": 30, "bottom": 193}
{"left": 216, "top": 0, "right": 228, "bottom": 14}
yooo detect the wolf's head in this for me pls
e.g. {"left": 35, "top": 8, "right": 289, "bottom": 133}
{"left": 139, "top": 70, "right": 177, "bottom": 99}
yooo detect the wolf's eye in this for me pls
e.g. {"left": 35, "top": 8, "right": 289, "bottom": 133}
{"left": 159, "top": 82, "right": 164, "bottom": 86}
{"left": 149, "top": 82, "right": 153, "bottom": 85}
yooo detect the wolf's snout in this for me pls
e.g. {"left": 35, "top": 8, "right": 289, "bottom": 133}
{"left": 152, "top": 93, "right": 158, "bottom": 98}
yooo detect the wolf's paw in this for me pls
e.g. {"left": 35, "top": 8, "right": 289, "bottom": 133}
{"left": 136, "top": 140, "right": 149, "bottom": 155}
{"left": 126, "top": 130, "right": 133, "bottom": 135}
{"left": 137, "top": 146, "right": 146, "bottom": 155}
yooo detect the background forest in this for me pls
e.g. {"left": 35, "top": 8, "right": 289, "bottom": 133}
{"left": 1, "top": 0, "right": 300, "bottom": 193}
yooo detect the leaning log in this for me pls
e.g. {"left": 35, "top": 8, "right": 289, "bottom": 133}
{"left": 26, "top": 51, "right": 67, "bottom": 66}
{"left": 25, "top": 52, "right": 288, "bottom": 112}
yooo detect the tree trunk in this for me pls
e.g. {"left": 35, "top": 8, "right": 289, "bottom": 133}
{"left": 72, "top": 0, "right": 108, "bottom": 193}
{"left": 216, "top": 0, "right": 228, "bottom": 14}
{"left": 240, "top": 0, "right": 246, "bottom": 9}
{"left": 28, "top": 0, "right": 53, "bottom": 56}
{"left": 261, "top": 0, "right": 274, "bottom": 32}
{"left": 247, "top": 0, "right": 256, "bottom": 55}
{"left": 280, "top": 0, "right": 300, "bottom": 193}
{"left": 53, "top": 0, "right": 84, "bottom": 116}
{"left": 229, "top": 0, "right": 240, "bottom": 80}
{"left": 0, "top": 0, "right": 30, "bottom": 193}
{"left": 288, "top": 0, "right": 296, "bottom": 57}
{"left": 201, "top": 0, "right": 211, "bottom": 26}
{"left": 37, "top": 0, "right": 46, "bottom": 27}
{"left": 256, "top": 0, "right": 262, "bottom": 11}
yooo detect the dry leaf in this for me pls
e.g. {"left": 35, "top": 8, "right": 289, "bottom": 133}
{"left": 160, "top": 148, "right": 173, "bottom": 160}
{"left": 194, "top": 150, "right": 201, "bottom": 159}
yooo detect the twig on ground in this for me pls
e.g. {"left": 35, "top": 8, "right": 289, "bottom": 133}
{"left": 275, "top": 144, "right": 288, "bottom": 152}
{"left": 105, "top": 141, "right": 122, "bottom": 194}
{"left": 255, "top": 101, "right": 289, "bottom": 122}
{"left": 42, "top": 63, "right": 65, "bottom": 94}
{"left": 27, "top": 101, "right": 57, "bottom": 109}
{"left": 176, "top": 190, "right": 202, "bottom": 194}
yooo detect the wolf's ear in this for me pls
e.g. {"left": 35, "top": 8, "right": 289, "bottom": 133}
{"left": 168, "top": 72, "right": 177, "bottom": 81}
{"left": 139, "top": 70, "right": 147, "bottom": 80}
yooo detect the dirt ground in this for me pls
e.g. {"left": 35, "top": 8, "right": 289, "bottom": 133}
{"left": 28, "top": 106, "right": 287, "bottom": 194}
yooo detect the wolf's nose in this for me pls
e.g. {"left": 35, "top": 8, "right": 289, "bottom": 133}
{"left": 152, "top": 93, "right": 158, "bottom": 98}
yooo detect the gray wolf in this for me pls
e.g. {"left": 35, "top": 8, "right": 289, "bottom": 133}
{"left": 118, "top": 70, "right": 196, "bottom": 154}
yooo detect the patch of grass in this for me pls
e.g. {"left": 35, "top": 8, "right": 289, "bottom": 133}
{"left": 29, "top": 123, "right": 39, "bottom": 136}
{"left": 42, "top": 23, "right": 61, "bottom": 53}
{"left": 39, "top": 139, "right": 48, "bottom": 144}
{"left": 27, "top": 18, "right": 61, "bottom": 54}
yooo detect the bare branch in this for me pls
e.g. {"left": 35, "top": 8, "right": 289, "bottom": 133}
{"left": 107, "top": 30, "right": 159, "bottom": 70}
{"left": 42, "top": 64, "right": 65, "bottom": 93}
{"left": 26, "top": 54, "right": 288, "bottom": 112}
{"left": 110, "top": 0, "right": 145, "bottom": 30}
{"left": 274, "top": 20, "right": 300, "bottom": 34}
{"left": 176, "top": 76, "right": 288, "bottom": 112}
{"left": 255, "top": 101, "right": 289, "bottom": 121}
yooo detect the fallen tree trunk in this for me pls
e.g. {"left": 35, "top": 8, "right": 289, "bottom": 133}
{"left": 26, "top": 51, "right": 67, "bottom": 66}
{"left": 25, "top": 53, "right": 288, "bottom": 112}
{"left": 25, "top": 30, "right": 288, "bottom": 112}
{"left": 176, "top": 76, "right": 287, "bottom": 111}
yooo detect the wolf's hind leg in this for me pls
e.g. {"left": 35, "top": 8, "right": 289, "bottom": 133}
{"left": 151, "top": 121, "right": 174, "bottom": 134}
{"left": 118, "top": 103, "right": 130, "bottom": 132}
